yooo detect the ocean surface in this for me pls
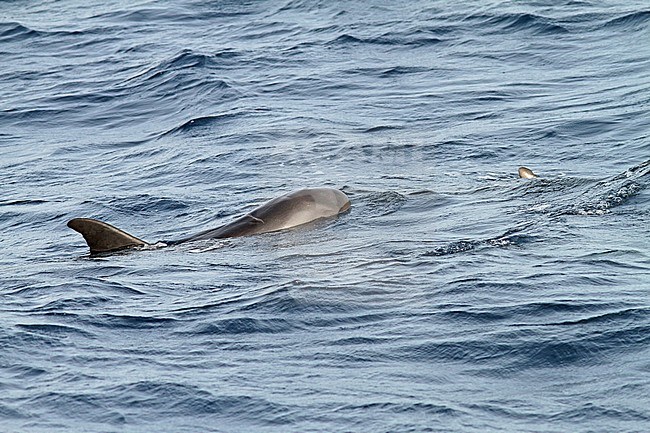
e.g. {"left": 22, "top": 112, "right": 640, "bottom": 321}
{"left": 1, "top": 1, "right": 649, "bottom": 432}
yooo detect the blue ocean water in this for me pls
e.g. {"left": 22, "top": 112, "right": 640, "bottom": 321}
{"left": 1, "top": 0, "right": 649, "bottom": 431}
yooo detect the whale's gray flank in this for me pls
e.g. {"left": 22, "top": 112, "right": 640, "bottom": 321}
{"left": 68, "top": 188, "right": 350, "bottom": 254}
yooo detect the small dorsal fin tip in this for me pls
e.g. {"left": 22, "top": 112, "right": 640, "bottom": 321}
{"left": 67, "top": 218, "right": 148, "bottom": 253}
{"left": 518, "top": 166, "right": 538, "bottom": 179}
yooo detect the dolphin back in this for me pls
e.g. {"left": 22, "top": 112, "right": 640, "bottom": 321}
{"left": 67, "top": 218, "right": 149, "bottom": 253}
{"left": 67, "top": 188, "right": 350, "bottom": 252}
{"left": 183, "top": 188, "right": 350, "bottom": 241}
{"left": 251, "top": 187, "right": 350, "bottom": 232}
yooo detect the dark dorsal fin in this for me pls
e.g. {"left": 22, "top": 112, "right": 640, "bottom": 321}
{"left": 67, "top": 218, "right": 148, "bottom": 253}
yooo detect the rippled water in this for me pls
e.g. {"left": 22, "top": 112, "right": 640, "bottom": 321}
{"left": 1, "top": 1, "right": 649, "bottom": 432}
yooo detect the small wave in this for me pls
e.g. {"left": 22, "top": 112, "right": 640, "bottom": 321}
{"left": 169, "top": 283, "right": 348, "bottom": 318}
{"left": 122, "top": 49, "right": 238, "bottom": 85}
{"left": 423, "top": 225, "right": 539, "bottom": 256}
{"left": 334, "top": 401, "right": 458, "bottom": 417}
{"left": 381, "top": 65, "right": 431, "bottom": 77}
{"left": 160, "top": 50, "right": 216, "bottom": 70}
{"left": 3, "top": 364, "right": 48, "bottom": 380}
{"left": 120, "top": 49, "right": 238, "bottom": 100}
{"left": 160, "top": 111, "right": 244, "bottom": 137}
{"left": 405, "top": 36, "right": 445, "bottom": 47}
{"left": 570, "top": 182, "right": 641, "bottom": 215}
{"left": 31, "top": 296, "right": 111, "bottom": 312}
{"left": 553, "top": 118, "right": 620, "bottom": 139}
{"left": 468, "top": 12, "right": 569, "bottom": 35}
{"left": 518, "top": 329, "right": 647, "bottom": 369}
{"left": 89, "top": 314, "right": 177, "bottom": 329}
{"left": 602, "top": 10, "right": 650, "bottom": 30}
{"left": 100, "top": 381, "right": 293, "bottom": 424}
{"left": 401, "top": 339, "right": 510, "bottom": 363}
{"left": 0, "top": 22, "right": 40, "bottom": 42}
{"left": 240, "top": 290, "right": 354, "bottom": 315}
{"left": 549, "top": 403, "right": 650, "bottom": 423}
{"left": 362, "top": 125, "right": 404, "bottom": 133}
{"left": 354, "top": 191, "right": 408, "bottom": 218}
{"left": 0, "top": 21, "right": 96, "bottom": 45}
{"left": 570, "top": 160, "right": 649, "bottom": 215}
{"left": 16, "top": 323, "right": 95, "bottom": 339}
{"left": 18, "top": 391, "right": 125, "bottom": 423}
{"left": 329, "top": 34, "right": 393, "bottom": 46}
{"left": 0, "top": 199, "right": 48, "bottom": 207}
{"left": 624, "top": 158, "right": 650, "bottom": 178}
{"left": 438, "top": 309, "right": 508, "bottom": 324}
{"left": 0, "top": 403, "right": 27, "bottom": 420}
{"left": 541, "top": 307, "right": 649, "bottom": 327}
{"left": 90, "top": 7, "right": 195, "bottom": 23}
{"left": 328, "top": 32, "right": 444, "bottom": 48}
{"left": 191, "top": 317, "right": 297, "bottom": 335}
{"left": 424, "top": 239, "right": 477, "bottom": 256}
{"left": 102, "top": 194, "right": 189, "bottom": 215}
{"left": 329, "top": 336, "right": 384, "bottom": 346}
{"left": 401, "top": 326, "right": 636, "bottom": 369}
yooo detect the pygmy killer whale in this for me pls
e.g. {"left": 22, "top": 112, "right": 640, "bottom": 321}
{"left": 68, "top": 187, "right": 350, "bottom": 254}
